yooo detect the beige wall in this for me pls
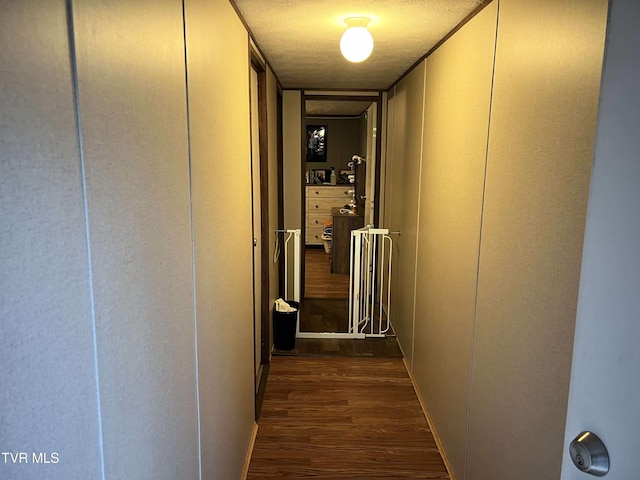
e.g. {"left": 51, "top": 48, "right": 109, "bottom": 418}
{"left": 183, "top": 0, "right": 256, "bottom": 477}
{"left": 1, "top": 2, "right": 103, "bottom": 477}
{"left": 467, "top": 1, "right": 607, "bottom": 478}
{"left": 72, "top": 1, "right": 199, "bottom": 477}
{"left": 383, "top": 0, "right": 608, "bottom": 478}
{"left": 384, "top": 62, "right": 426, "bottom": 364}
{"left": 1, "top": 0, "right": 278, "bottom": 478}
{"left": 412, "top": 3, "right": 498, "bottom": 477}
{"left": 283, "top": 90, "right": 302, "bottom": 230}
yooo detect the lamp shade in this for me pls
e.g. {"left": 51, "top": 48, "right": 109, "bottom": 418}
{"left": 340, "top": 18, "right": 374, "bottom": 63}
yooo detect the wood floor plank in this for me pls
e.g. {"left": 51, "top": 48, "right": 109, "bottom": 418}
{"left": 247, "top": 356, "right": 449, "bottom": 479}
{"left": 305, "top": 248, "right": 350, "bottom": 298}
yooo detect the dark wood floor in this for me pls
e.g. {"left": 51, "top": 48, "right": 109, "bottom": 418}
{"left": 275, "top": 335, "right": 403, "bottom": 358}
{"left": 247, "top": 356, "right": 450, "bottom": 480}
{"left": 305, "top": 247, "right": 349, "bottom": 299}
{"left": 299, "top": 297, "right": 350, "bottom": 332}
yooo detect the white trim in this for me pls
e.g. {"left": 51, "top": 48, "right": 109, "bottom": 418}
{"left": 296, "top": 332, "right": 366, "bottom": 340}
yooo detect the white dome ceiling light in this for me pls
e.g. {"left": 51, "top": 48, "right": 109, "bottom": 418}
{"left": 340, "top": 17, "right": 374, "bottom": 63}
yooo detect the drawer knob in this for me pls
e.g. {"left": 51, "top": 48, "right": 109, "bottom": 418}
{"left": 315, "top": 205, "right": 319, "bottom": 208}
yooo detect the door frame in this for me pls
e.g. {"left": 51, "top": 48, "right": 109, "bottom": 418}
{"left": 250, "top": 50, "right": 270, "bottom": 418}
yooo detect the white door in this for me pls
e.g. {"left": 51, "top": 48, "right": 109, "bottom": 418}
{"left": 250, "top": 67, "right": 262, "bottom": 388}
{"left": 561, "top": 2, "right": 640, "bottom": 478}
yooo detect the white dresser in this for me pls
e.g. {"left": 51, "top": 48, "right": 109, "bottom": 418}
{"left": 305, "top": 185, "right": 353, "bottom": 245}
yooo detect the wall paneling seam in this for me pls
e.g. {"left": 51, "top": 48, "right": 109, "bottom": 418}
{"left": 463, "top": 1, "right": 501, "bottom": 476}
{"left": 65, "top": 0, "right": 106, "bottom": 478}
{"left": 410, "top": 63, "right": 428, "bottom": 372}
{"left": 180, "top": 1, "right": 203, "bottom": 478}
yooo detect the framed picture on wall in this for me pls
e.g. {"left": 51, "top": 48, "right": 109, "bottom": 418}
{"left": 306, "top": 125, "right": 327, "bottom": 162}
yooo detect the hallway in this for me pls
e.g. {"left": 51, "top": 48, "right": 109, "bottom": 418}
{"left": 246, "top": 356, "right": 449, "bottom": 479}
{"left": 4, "top": 0, "right": 638, "bottom": 479}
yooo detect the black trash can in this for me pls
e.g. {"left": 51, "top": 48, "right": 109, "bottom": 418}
{"left": 273, "top": 300, "right": 299, "bottom": 350}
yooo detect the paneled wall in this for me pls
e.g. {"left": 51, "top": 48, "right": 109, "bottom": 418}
{"left": 72, "top": 2, "right": 199, "bottom": 477}
{"left": 283, "top": 91, "right": 302, "bottom": 230}
{"left": 467, "top": 0, "right": 607, "bottom": 478}
{"left": 384, "top": 63, "right": 426, "bottom": 364}
{"left": 383, "top": 0, "right": 608, "bottom": 478}
{"left": 1, "top": 0, "right": 275, "bottom": 478}
{"left": 183, "top": 0, "right": 256, "bottom": 477}
{"left": 0, "top": 3, "right": 103, "bottom": 478}
{"left": 412, "top": 3, "right": 498, "bottom": 476}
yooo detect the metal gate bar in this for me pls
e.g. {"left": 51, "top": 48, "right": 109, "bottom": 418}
{"left": 276, "top": 228, "right": 301, "bottom": 304}
{"left": 349, "top": 226, "right": 392, "bottom": 338}
{"left": 280, "top": 226, "right": 393, "bottom": 340}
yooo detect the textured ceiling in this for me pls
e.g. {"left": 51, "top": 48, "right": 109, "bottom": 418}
{"left": 233, "top": 0, "right": 485, "bottom": 90}
{"left": 305, "top": 99, "right": 373, "bottom": 117}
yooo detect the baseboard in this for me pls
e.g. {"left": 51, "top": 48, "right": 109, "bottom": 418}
{"left": 402, "top": 357, "right": 457, "bottom": 480}
{"left": 255, "top": 363, "right": 270, "bottom": 420}
{"left": 240, "top": 422, "right": 259, "bottom": 480}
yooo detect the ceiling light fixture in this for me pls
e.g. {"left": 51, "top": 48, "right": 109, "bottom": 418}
{"left": 340, "top": 17, "right": 374, "bottom": 63}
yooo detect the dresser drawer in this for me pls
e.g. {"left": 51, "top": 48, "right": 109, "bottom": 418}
{"left": 306, "top": 186, "right": 353, "bottom": 199}
{"left": 307, "top": 197, "right": 348, "bottom": 216}
{"left": 306, "top": 226, "right": 325, "bottom": 244}
{"left": 306, "top": 213, "right": 330, "bottom": 230}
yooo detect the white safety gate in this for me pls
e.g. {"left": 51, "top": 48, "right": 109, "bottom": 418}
{"left": 278, "top": 226, "right": 392, "bottom": 339}
{"left": 280, "top": 229, "right": 301, "bottom": 303}
{"left": 348, "top": 226, "right": 392, "bottom": 338}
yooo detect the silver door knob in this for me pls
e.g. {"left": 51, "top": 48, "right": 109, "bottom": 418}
{"left": 253, "top": 238, "right": 257, "bottom": 247}
{"left": 569, "top": 431, "right": 609, "bottom": 476}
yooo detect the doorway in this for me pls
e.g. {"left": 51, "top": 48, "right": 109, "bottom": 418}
{"left": 301, "top": 94, "right": 380, "bottom": 298}
{"left": 300, "top": 93, "right": 380, "bottom": 342}
{"left": 274, "top": 92, "right": 401, "bottom": 356}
